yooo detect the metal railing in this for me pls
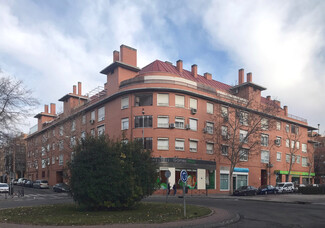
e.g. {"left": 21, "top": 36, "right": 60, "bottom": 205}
{"left": 288, "top": 113, "right": 307, "bottom": 123}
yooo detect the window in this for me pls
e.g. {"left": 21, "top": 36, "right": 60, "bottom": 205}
{"left": 292, "top": 154, "right": 295, "bottom": 163}
{"left": 135, "top": 93, "right": 153, "bottom": 106}
{"left": 175, "top": 117, "right": 185, "bottom": 129}
{"left": 157, "top": 93, "right": 169, "bottom": 106}
{"left": 59, "top": 126, "right": 64, "bottom": 136}
{"left": 175, "top": 95, "right": 185, "bottom": 107}
{"left": 59, "top": 154, "right": 64, "bottom": 166}
{"left": 261, "top": 118, "right": 268, "bottom": 130}
{"left": 296, "top": 141, "right": 300, "bottom": 149}
{"left": 221, "top": 106, "right": 228, "bottom": 118}
{"left": 136, "top": 137, "right": 153, "bottom": 150}
{"left": 221, "top": 145, "right": 228, "bottom": 156}
{"left": 291, "top": 140, "right": 295, "bottom": 149}
{"left": 97, "top": 125, "right": 105, "bottom": 136}
{"left": 90, "top": 128, "right": 95, "bottom": 136}
{"left": 276, "top": 121, "right": 281, "bottom": 131}
{"left": 239, "top": 111, "right": 248, "bottom": 126}
{"left": 239, "top": 149, "right": 248, "bottom": 161}
{"left": 286, "top": 154, "right": 290, "bottom": 163}
{"left": 59, "top": 140, "right": 64, "bottom": 151}
{"left": 71, "top": 151, "right": 75, "bottom": 161}
{"left": 302, "top": 157, "right": 308, "bottom": 167}
{"left": 261, "top": 134, "right": 269, "bottom": 147}
{"left": 261, "top": 150, "right": 269, "bottom": 163}
{"left": 52, "top": 142, "right": 56, "bottom": 150}
{"left": 189, "top": 118, "right": 198, "bottom": 131}
{"left": 190, "top": 98, "right": 197, "bottom": 109}
{"left": 221, "top": 126, "right": 228, "bottom": 139}
{"left": 157, "top": 138, "right": 169, "bottom": 150}
{"left": 42, "top": 159, "right": 46, "bottom": 169}
{"left": 52, "top": 129, "right": 55, "bottom": 136}
{"left": 206, "top": 143, "right": 214, "bottom": 154}
{"left": 286, "top": 124, "right": 289, "bottom": 133}
{"left": 47, "top": 144, "right": 50, "bottom": 152}
{"left": 296, "top": 155, "right": 301, "bottom": 164}
{"left": 175, "top": 139, "right": 185, "bottom": 151}
{"left": 121, "top": 118, "right": 129, "bottom": 130}
{"left": 291, "top": 124, "right": 299, "bottom": 134}
{"left": 135, "top": 115, "right": 153, "bottom": 128}
{"left": 70, "top": 136, "right": 76, "bottom": 148}
{"left": 81, "top": 131, "right": 86, "bottom": 140}
{"left": 157, "top": 116, "right": 169, "bottom": 128}
{"left": 206, "top": 122, "right": 214, "bottom": 134}
{"left": 239, "top": 130, "right": 248, "bottom": 143}
{"left": 82, "top": 115, "right": 86, "bottom": 125}
{"left": 189, "top": 140, "right": 198, "bottom": 152}
{"left": 302, "top": 143, "right": 307, "bottom": 153}
{"left": 220, "top": 174, "right": 229, "bottom": 190}
{"left": 121, "top": 97, "right": 129, "bottom": 109}
{"left": 275, "top": 136, "right": 281, "bottom": 146}
{"left": 98, "top": 107, "right": 105, "bottom": 121}
{"left": 207, "top": 103, "right": 213, "bottom": 114}
{"left": 286, "top": 139, "right": 290, "bottom": 147}
{"left": 91, "top": 111, "right": 96, "bottom": 121}
{"left": 52, "top": 156, "right": 55, "bottom": 165}
{"left": 276, "top": 152, "right": 281, "bottom": 161}
{"left": 71, "top": 120, "right": 76, "bottom": 131}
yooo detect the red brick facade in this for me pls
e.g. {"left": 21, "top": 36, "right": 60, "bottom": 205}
{"left": 26, "top": 44, "right": 317, "bottom": 193}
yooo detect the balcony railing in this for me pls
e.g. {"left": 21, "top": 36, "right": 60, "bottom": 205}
{"left": 288, "top": 113, "right": 307, "bottom": 123}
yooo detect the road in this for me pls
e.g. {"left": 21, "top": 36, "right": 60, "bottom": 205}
{"left": 1, "top": 188, "right": 325, "bottom": 227}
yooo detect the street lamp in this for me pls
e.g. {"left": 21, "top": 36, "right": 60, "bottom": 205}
{"left": 142, "top": 108, "right": 145, "bottom": 148}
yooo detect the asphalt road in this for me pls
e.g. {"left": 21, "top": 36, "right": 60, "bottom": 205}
{"left": 145, "top": 196, "right": 325, "bottom": 227}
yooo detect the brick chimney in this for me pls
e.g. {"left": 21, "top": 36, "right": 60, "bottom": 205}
{"left": 284, "top": 106, "right": 288, "bottom": 116}
{"left": 176, "top": 60, "right": 183, "bottom": 72}
{"left": 50, "top": 103, "right": 56, "bottom": 115}
{"left": 78, "top": 82, "right": 82, "bottom": 96}
{"left": 266, "top": 95, "right": 271, "bottom": 101}
{"left": 238, "top": 69, "right": 244, "bottom": 84}
{"left": 247, "top": 72, "right": 252, "bottom": 82}
{"left": 191, "top": 64, "right": 198, "bottom": 78}
{"left": 73, "top": 85, "right": 77, "bottom": 95}
{"left": 113, "top": 50, "right": 120, "bottom": 62}
{"left": 204, "top": 72, "right": 212, "bottom": 80}
{"left": 120, "top": 45, "right": 137, "bottom": 67}
{"left": 44, "top": 105, "right": 49, "bottom": 113}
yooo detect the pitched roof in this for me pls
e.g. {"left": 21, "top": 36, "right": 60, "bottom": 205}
{"left": 139, "top": 60, "right": 232, "bottom": 92}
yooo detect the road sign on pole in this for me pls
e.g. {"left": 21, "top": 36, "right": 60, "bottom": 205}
{"left": 180, "top": 170, "right": 188, "bottom": 217}
{"left": 180, "top": 170, "right": 188, "bottom": 182}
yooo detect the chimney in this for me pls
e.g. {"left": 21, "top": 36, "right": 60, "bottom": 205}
{"left": 50, "top": 103, "right": 56, "bottom": 115}
{"left": 274, "top": 100, "right": 281, "bottom": 107}
{"left": 247, "top": 72, "right": 252, "bottom": 82}
{"left": 113, "top": 50, "right": 120, "bottom": 62}
{"left": 204, "top": 72, "right": 212, "bottom": 80}
{"left": 78, "top": 82, "right": 82, "bottom": 96}
{"left": 176, "top": 60, "right": 183, "bottom": 72}
{"left": 73, "top": 85, "right": 77, "bottom": 95}
{"left": 284, "top": 105, "right": 288, "bottom": 116}
{"left": 238, "top": 69, "right": 244, "bottom": 84}
{"left": 44, "top": 104, "right": 49, "bottom": 113}
{"left": 120, "top": 45, "right": 137, "bottom": 67}
{"left": 266, "top": 96, "right": 271, "bottom": 101}
{"left": 191, "top": 64, "right": 198, "bottom": 78}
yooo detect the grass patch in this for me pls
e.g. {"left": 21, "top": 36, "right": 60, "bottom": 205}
{"left": 0, "top": 202, "right": 211, "bottom": 225}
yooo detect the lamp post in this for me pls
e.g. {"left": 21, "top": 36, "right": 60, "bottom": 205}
{"left": 142, "top": 108, "right": 145, "bottom": 148}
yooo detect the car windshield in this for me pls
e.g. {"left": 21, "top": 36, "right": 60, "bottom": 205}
{"left": 0, "top": 184, "right": 8, "bottom": 187}
{"left": 41, "top": 180, "right": 48, "bottom": 183}
{"left": 237, "top": 186, "right": 247, "bottom": 190}
{"left": 276, "top": 184, "right": 284, "bottom": 187}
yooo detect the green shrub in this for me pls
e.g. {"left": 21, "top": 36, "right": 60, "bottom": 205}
{"left": 299, "top": 185, "right": 325, "bottom": 194}
{"left": 68, "top": 135, "right": 158, "bottom": 210}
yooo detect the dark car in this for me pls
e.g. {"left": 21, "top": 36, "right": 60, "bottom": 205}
{"left": 23, "top": 180, "right": 33, "bottom": 188}
{"left": 257, "top": 185, "right": 278, "bottom": 195}
{"left": 53, "top": 183, "right": 70, "bottom": 193}
{"left": 233, "top": 185, "right": 258, "bottom": 196}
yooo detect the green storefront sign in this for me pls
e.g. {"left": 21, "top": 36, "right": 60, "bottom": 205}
{"left": 274, "top": 170, "right": 315, "bottom": 176}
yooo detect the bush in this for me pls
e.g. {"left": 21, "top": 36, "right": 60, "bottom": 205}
{"left": 68, "top": 135, "right": 158, "bottom": 210}
{"left": 299, "top": 185, "right": 325, "bottom": 194}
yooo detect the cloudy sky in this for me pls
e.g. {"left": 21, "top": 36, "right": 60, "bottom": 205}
{"left": 0, "top": 0, "right": 324, "bottom": 133}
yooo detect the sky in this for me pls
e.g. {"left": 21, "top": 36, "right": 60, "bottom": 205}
{"left": 0, "top": 0, "right": 324, "bottom": 134}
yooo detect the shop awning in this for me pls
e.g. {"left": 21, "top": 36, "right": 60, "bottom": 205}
{"left": 274, "top": 170, "right": 315, "bottom": 176}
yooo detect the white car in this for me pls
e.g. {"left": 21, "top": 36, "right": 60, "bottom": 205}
{"left": 276, "top": 182, "right": 294, "bottom": 193}
{"left": 0, "top": 183, "right": 9, "bottom": 193}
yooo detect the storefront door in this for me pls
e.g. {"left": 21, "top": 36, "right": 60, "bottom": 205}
{"left": 261, "top": 170, "right": 267, "bottom": 185}
{"left": 233, "top": 176, "right": 237, "bottom": 190}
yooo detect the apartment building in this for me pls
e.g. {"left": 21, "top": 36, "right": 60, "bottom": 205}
{"left": 26, "top": 44, "right": 317, "bottom": 193}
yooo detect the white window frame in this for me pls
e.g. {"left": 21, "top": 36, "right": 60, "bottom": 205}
{"left": 71, "top": 120, "right": 76, "bottom": 132}
{"left": 296, "top": 155, "right": 301, "bottom": 164}
{"left": 157, "top": 93, "right": 169, "bottom": 106}
{"left": 206, "top": 122, "right": 214, "bottom": 134}
{"left": 261, "top": 118, "right": 269, "bottom": 130}
{"left": 261, "top": 134, "right": 269, "bottom": 147}
{"left": 97, "top": 125, "right": 105, "bottom": 136}
{"left": 121, "top": 97, "right": 129, "bottom": 109}
{"left": 121, "top": 118, "right": 129, "bottom": 130}
{"left": 98, "top": 107, "right": 105, "bottom": 122}
{"left": 239, "top": 111, "right": 248, "bottom": 126}
{"left": 302, "top": 143, "right": 307, "bottom": 153}
{"left": 221, "top": 145, "right": 228, "bottom": 156}
{"left": 239, "top": 130, "right": 248, "bottom": 143}
{"left": 286, "top": 139, "right": 290, "bottom": 148}
{"left": 276, "top": 121, "right": 281, "bottom": 130}
{"left": 302, "top": 157, "right": 308, "bottom": 167}
{"left": 221, "top": 106, "right": 228, "bottom": 118}
{"left": 59, "top": 154, "right": 64, "bottom": 166}
{"left": 206, "top": 142, "right": 214, "bottom": 154}
{"left": 175, "top": 139, "right": 185, "bottom": 151}
{"left": 261, "top": 150, "right": 270, "bottom": 163}
{"left": 286, "top": 154, "right": 290, "bottom": 163}
{"left": 175, "top": 95, "right": 185, "bottom": 108}
{"left": 157, "top": 116, "right": 169, "bottom": 128}
{"left": 207, "top": 102, "right": 213, "bottom": 114}
{"left": 82, "top": 115, "right": 86, "bottom": 125}
{"left": 189, "top": 118, "right": 198, "bottom": 131}
{"left": 190, "top": 98, "right": 197, "bottom": 109}
{"left": 59, "top": 126, "right": 64, "bottom": 136}
{"left": 157, "top": 138, "right": 169, "bottom": 150}
{"left": 296, "top": 141, "right": 300, "bottom": 149}
{"left": 175, "top": 117, "right": 185, "bottom": 129}
{"left": 239, "top": 149, "right": 248, "bottom": 161}
{"left": 276, "top": 152, "right": 281, "bottom": 161}
{"left": 189, "top": 140, "right": 198, "bottom": 152}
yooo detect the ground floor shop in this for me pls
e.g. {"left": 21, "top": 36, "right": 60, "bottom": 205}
{"left": 274, "top": 170, "right": 315, "bottom": 185}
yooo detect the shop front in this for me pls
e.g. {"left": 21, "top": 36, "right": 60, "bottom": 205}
{"left": 220, "top": 167, "right": 249, "bottom": 192}
{"left": 274, "top": 170, "right": 315, "bottom": 185}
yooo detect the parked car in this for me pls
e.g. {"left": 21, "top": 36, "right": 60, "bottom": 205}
{"left": 0, "top": 183, "right": 9, "bottom": 193}
{"left": 11, "top": 179, "right": 18, "bottom": 185}
{"left": 233, "top": 185, "right": 258, "bottom": 196}
{"left": 33, "top": 180, "right": 49, "bottom": 189}
{"left": 276, "top": 182, "right": 294, "bottom": 193}
{"left": 17, "top": 178, "right": 27, "bottom": 186}
{"left": 23, "top": 180, "right": 33, "bottom": 188}
{"left": 53, "top": 183, "right": 70, "bottom": 193}
{"left": 257, "top": 185, "right": 278, "bottom": 195}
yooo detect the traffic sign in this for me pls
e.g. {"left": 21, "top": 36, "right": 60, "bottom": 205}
{"left": 165, "top": 170, "right": 171, "bottom": 178}
{"left": 180, "top": 170, "right": 188, "bottom": 183}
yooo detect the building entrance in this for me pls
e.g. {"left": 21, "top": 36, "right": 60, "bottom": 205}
{"left": 261, "top": 169, "right": 267, "bottom": 185}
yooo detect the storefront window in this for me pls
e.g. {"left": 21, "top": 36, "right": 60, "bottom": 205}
{"left": 220, "top": 174, "right": 229, "bottom": 190}
{"left": 236, "top": 175, "right": 248, "bottom": 188}
{"left": 206, "top": 170, "right": 215, "bottom": 189}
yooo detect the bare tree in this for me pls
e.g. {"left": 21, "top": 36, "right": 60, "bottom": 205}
{"left": 0, "top": 71, "right": 38, "bottom": 138}
{"left": 206, "top": 97, "right": 279, "bottom": 194}
{"left": 313, "top": 136, "right": 325, "bottom": 184}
